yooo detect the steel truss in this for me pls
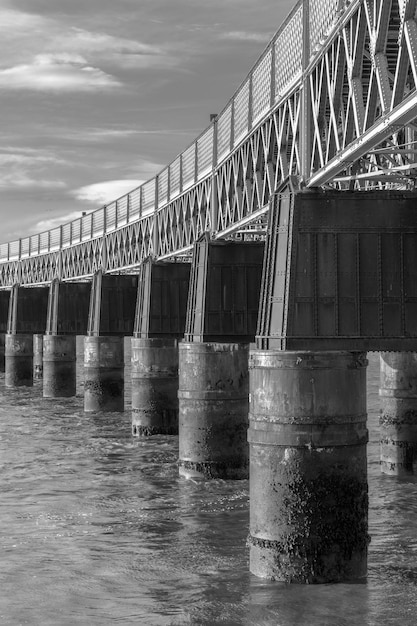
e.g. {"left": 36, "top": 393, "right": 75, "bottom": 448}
{"left": 1, "top": 0, "right": 417, "bottom": 286}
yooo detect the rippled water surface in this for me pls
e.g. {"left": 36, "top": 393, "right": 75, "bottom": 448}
{"left": 1, "top": 352, "right": 417, "bottom": 625}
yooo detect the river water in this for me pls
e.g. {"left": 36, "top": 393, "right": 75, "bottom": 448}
{"left": 0, "top": 351, "right": 416, "bottom": 625}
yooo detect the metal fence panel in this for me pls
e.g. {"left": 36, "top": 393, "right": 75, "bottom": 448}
{"left": 81, "top": 213, "right": 93, "bottom": 241}
{"left": 234, "top": 80, "right": 250, "bottom": 146}
{"left": 9, "top": 240, "right": 20, "bottom": 260}
{"left": 158, "top": 168, "right": 169, "bottom": 207}
{"left": 182, "top": 143, "right": 196, "bottom": 189}
{"left": 20, "top": 237, "right": 30, "bottom": 258}
{"left": 0, "top": 243, "right": 8, "bottom": 261}
{"left": 169, "top": 156, "right": 181, "bottom": 199}
{"left": 129, "top": 188, "right": 141, "bottom": 221}
{"left": 93, "top": 208, "right": 105, "bottom": 237}
{"left": 61, "top": 224, "right": 71, "bottom": 247}
{"left": 71, "top": 219, "right": 81, "bottom": 244}
{"left": 197, "top": 127, "right": 214, "bottom": 180}
{"left": 117, "top": 196, "right": 128, "bottom": 227}
{"left": 106, "top": 203, "right": 117, "bottom": 232}
{"left": 252, "top": 48, "right": 272, "bottom": 124}
{"left": 275, "top": 5, "right": 303, "bottom": 100}
{"left": 217, "top": 103, "right": 233, "bottom": 162}
{"left": 309, "top": 0, "right": 340, "bottom": 54}
{"left": 142, "top": 179, "right": 156, "bottom": 215}
{"left": 50, "top": 228, "right": 61, "bottom": 251}
{"left": 39, "top": 231, "right": 49, "bottom": 253}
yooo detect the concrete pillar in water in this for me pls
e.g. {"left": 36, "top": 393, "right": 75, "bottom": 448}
{"left": 380, "top": 352, "right": 417, "bottom": 475}
{"left": 5, "top": 334, "right": 33, "bottom": 387}
{"left": 43, "top": 335, "right": 76, "bottom": 398}
{"left": 0, "top": 333, "right": 5, "bottom": 372}
{"left": 248, "top": 350, "right": 369, "bottom": 584}
{"left": 84, "top": 336, "right": 124, "bottom": 412}
{"left": 33, "top": 334, "right": 43, "bottom": 379}
{"left": 76, "top": 336, "right": 85, "bottom": 396}
{"left": 131, "top": 337, "right": 179, "bottom": 436}
{"left": 178, "top": 341, "right": 249, "bottom": 479}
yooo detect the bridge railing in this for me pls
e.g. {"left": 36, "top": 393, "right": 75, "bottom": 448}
{"left": 0, "top": 0, "right": 349, "bottom": 266}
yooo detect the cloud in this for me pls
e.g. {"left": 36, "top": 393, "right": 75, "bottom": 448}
{"left": 0, "top": 53, "right": 120, "bottom": 91}
{"left": 0, "top": 147, "right": 67, "bottom": 189}
{"left": 0, "top": 8, "right": 180, "bottom": 75}
{"left": 56, "top": 127, "right": 198, "bottom": 142}
{"left": 62, "top": 28, "right": 177, "bottom": 69}
{"left": 0, "top": 173, "right": 66, "bottom": 190}
{"left": 73, "top": 179, "right": 144, "bottom": 204}
{"left": 30, "top": 211, "right": 84, "bottom": 234}
{"left": 219, "top": 30, "right": 270, "bottom": 43}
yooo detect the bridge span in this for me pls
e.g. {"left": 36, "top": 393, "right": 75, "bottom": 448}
{"left": 1, "top": 0, "right": 417, "bottom": 285}
{"left": 1, "top": 0, "right": 417, "bottom": 585}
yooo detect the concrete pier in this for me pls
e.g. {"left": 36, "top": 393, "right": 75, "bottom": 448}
{"left": 131, "top": 258, "right": 191, "bottom": 435}
{"left": 0, "top": 333, "right": 5, "bottom": 372}
{"left": 84, "top": 336, "right": 124, "bottom": 412}
{"left": 248, "top": 350, "right": 369, "bottom": 583}
{"left": 42, "top": 280, "right": 91, "bottom": 398}
{"left": 131, "top": 337, "right": 179, "bottom": 436}
{"left": 83, "top": 271, "right": 137, "bottom": 412}
{"left": 5, "top": 334, "right": 33, "bottom": 387}
{"left": 179, "top": 237, "right": 264, "bottom": 478}
{"left": 178, "top": 341, "right": 250, "bottom": 479}
{"left": 380, "top": 352, "right": 417, "bottom": 475}
{"left": 43, "top": 335, "right": 77, "bottom": 398}
{"left": 33, "top": 334, "right": 43, "bottom": 379}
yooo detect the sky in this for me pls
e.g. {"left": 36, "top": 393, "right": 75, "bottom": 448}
{"left": 0, "top": 0, "right": 295, "bottom": 243}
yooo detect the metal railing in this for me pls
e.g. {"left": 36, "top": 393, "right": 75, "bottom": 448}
{"left": 0, "top": 0, "right": 349, "bottom": 265}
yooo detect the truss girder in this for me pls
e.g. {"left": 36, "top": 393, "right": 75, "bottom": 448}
{"left": 3, "top": 1, "right": 417, "bottom": 286}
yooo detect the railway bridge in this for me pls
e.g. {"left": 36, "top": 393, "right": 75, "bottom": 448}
{"left": 1, "top": 0, "right": 417, "bottom": 584}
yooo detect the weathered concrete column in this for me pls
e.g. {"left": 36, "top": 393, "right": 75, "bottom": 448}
{"left": 84, "top": 271, "right": 137, "bottom": 412}
{"left": 0, "top": 333, "right": 5, "bottom": 372}
{"left": 43, "top": 335, "right": 76, "bottom": 397}
{"left": 84, "top": 336, "right": 124, "bottom": 412}
{"left": 132, "top": 337, "right": 179, "bottom": 436}
{"left": 380, "top": 352, "right": 417, "bottom": 475}
{"left": 131, "top": 258, "right": 190, "bottom": 435}
{"left": 0, "top": 290, "right": 9, "bottom": 372}
{"left": 33, "top": 334, "right": 43, "bottom": 379}
{"left": 178, "top": 341, "right": 250, "bottom": 479}
{"left": 178, "top": 236, "right": 264, "bottom": 478}
{"left": 248, "top": 350, "right": 369, "bottom": 584}
{"left": 5, "top": 333, "right": 33, "bottom": 387}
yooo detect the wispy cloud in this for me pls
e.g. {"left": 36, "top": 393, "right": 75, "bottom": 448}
{"left": 73, "top": 179, "right": 144, "bottom": 205}
{"left": 219, "top": 30, "right": 270, "bottom": 43}
{"left": 0, "top": 147, "right": 67, "bottom": 189}
{"left": 0, "top": 8, "right": 181, "bottom": 78}
{"left": 30, "top": 211, "right": 84, "bottom": 234}
{"left": 0, "top": 53, "right": 120, "bottom": 91}
{"left": 61, "top": 28, "right": 178, "bottom": 70}
{"left": 56, "top": 127, "right": 199, "bottom": 142}
{"left": 0, "top": 172, "right": 66, "bottom": 190}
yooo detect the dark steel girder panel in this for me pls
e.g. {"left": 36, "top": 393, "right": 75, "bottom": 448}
{"left": 257, "top": 180, "right": 417, "bottom": 351}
